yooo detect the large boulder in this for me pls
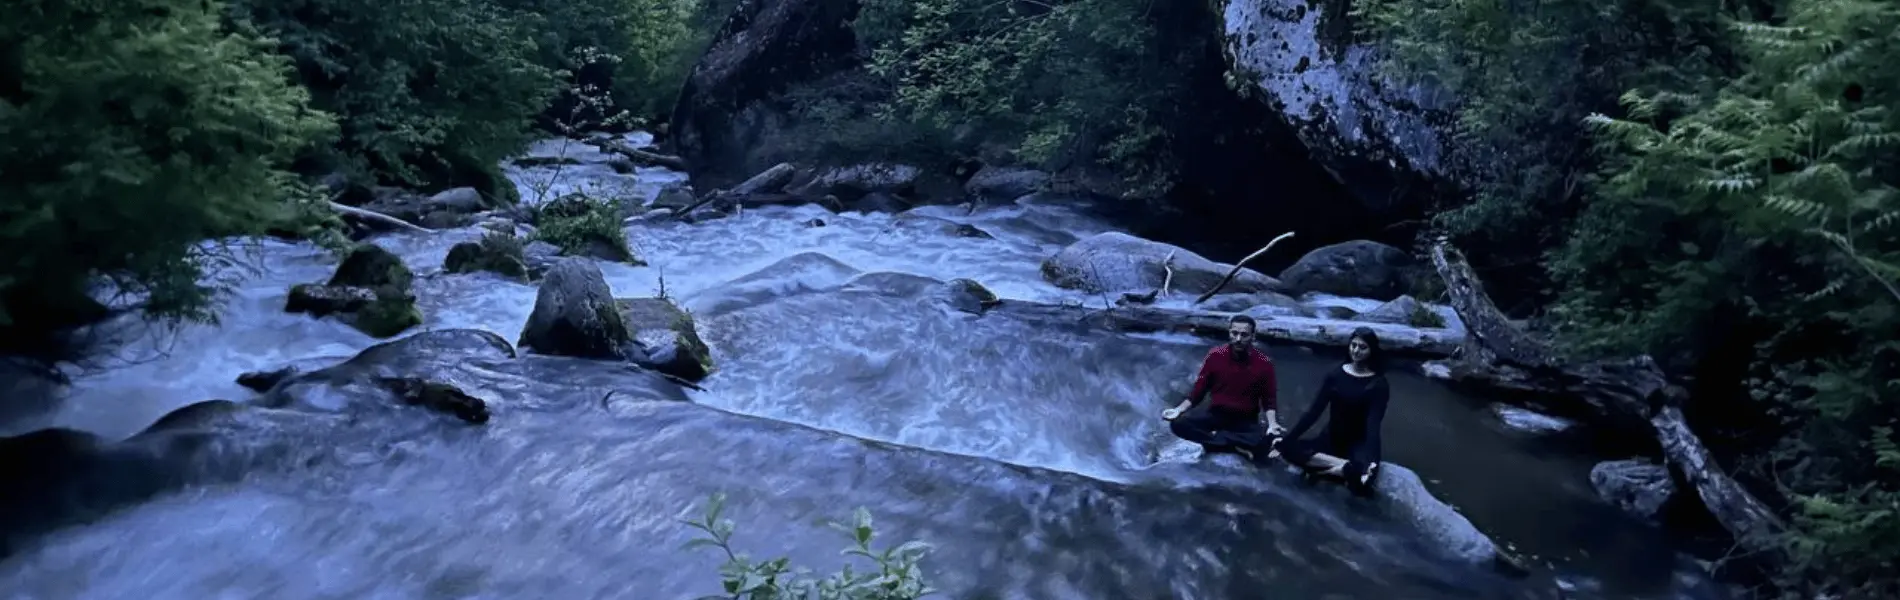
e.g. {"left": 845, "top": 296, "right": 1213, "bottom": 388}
{"left": 1041, "top": 232, "right": 1283, "bottom": 295}
{"left": 284, "top": 244, "right": 422, "bottom": 338}
{"left": 443, "top": 233, "right": 531, "bottom": 281}
{"left": 517, "top": 258, "right": 638, "bottom": 360}
{"left": 1278, "top": 240, "right": 1417, "bottom": 301}
{"left": 1219, "top": 0, "right": 1466, "bottom": 214}
{"left": 669, "top": 0, "right": 863, "bottom": 189}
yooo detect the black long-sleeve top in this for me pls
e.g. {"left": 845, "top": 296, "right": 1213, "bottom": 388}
{"left": 1284, "top": 366, "right": 1390, "bottom": 464}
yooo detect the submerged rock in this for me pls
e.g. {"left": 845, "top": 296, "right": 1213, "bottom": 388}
{"left": 284, "top": 244, "right": 422, "bottom": 338}
{"left": 932, "top": 278, "right": 1002, "bottom": 315}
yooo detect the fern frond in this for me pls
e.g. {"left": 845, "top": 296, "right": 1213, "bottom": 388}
{"left": 1703, "top": 175, "right": 1762, "bottom": 193}
{"left": 1767, "top": 194, "right": 1832, "bottom": 221}
{"left": 1828, "top": 132, "right": 1900, "bottom": 157}
{"left": 1802, "top": 278, "right": 1847, "bottom": 302}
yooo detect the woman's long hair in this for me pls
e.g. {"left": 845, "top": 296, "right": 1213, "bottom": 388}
{"left": 1348, "top": 326, "right": 1386, "bottom": 373}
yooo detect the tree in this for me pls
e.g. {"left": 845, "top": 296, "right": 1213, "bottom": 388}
{"left": 0, "top": 0, "right": 334, "bottom": 363}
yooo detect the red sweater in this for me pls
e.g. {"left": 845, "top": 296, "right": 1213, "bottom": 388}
{"left": 1186, "top": 345, "right": 1278, "bottom": 416}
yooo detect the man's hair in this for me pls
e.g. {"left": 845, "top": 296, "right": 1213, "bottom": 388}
{"left": 1229, "top": 314, "right": 1257, "bottom": 331}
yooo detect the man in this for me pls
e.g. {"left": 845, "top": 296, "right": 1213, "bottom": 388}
{"left": 1162, "top": 314, "right": 1283, "bottom": 462}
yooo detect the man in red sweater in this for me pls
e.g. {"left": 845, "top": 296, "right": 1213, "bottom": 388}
{"left": 1162, "top": 314, "right": 1283, "bottom": 462}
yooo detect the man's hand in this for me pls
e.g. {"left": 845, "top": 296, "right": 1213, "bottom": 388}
{"left": 1265, "top": 422, "right": 1285, "bottom": 436}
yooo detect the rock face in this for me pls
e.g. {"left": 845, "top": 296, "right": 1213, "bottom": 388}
{"left": 1591, "top": 458, "right": 1679, "bottom": 521}
{"left": 1219, "top": 0, "right": 1464, "bottom": 213}
{"left": 518, "top": 258, "right": 637, "bottom": 360}
{"left": 284, "top": 244, "right": 423, "bottom": 338}
{"left": 669, "top": 0, "right": 863, "bottom": 189}
{"left": 1041, "top": 232, "right": 1283, "bottom": 295}
{"left": 1278, "top": 240, "right": 1417, "bottom": 301}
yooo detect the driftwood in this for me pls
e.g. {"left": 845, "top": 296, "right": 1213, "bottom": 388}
{"left": 1193, "top": 231, "right": 1296, "bottom": 304}
{"left": 328, "top": 200, "right": 431, "bottom": 233}
{"left": 664, "top": 163, "right": 801, "bottom": 220}
{"left": 585, "top": 139, "right": 688, "bottom": 171}
{"left": 1426, "top": 240, "right": 1787, "bottom": 561}
{"left": 996, "top": 302, "right": 1463, "bottom": 356}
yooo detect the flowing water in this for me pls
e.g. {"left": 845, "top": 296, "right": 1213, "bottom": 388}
{"left": 0, "top": 135, "right": 1729, "bottom": 599}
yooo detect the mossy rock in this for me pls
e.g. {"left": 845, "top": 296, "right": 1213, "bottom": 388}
{"left": 935, "top": 278, "right": 1002, "bottom": 315}
{"left": 327, "top": 244, "right": 414, "bottom": 292}
{"left": 518, "top": 258, "right": 635, "bottom": 360}
{"left": 443, "top": 234, "right": 530, "bottom": 281}
{"left": 285, "top": 283, "right": 377, "bottom": 316}
{"left": 348, "top": 294, "right": 423, "bottom": 338}
{"left": 376, "top": 377, "right": 490, "bottom": 424}
{"left": 616, "top": 297, "right": 713, "bottom": 381}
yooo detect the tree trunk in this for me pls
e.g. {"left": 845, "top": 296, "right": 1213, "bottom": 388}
{"left": 1426, "top": 240, "right": 1788, "bottom": 562}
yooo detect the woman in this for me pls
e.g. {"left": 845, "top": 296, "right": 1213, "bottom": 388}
{"left": 1272, "top": 327, "right": 1390, "bottom": 496}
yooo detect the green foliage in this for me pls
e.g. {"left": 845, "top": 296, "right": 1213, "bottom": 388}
{"left": 495, "top": 0, "right": 699, "bottom": 123}
{"left": 0, "top": 0, "right": 333, "bottom": 349}
{"left": 1352, "top": 0, "right": 1736, "bottom": 299}
{"left": 532, "top": 193, "right": 639, "bottom": 264}
{"left": 856, "top": 0, "right": 1192, "bottom": 197}
{"left": 1407, "top": 303, "right": 1447, "bottom": 329}
{"left": 684, "top": 493, "right": 935, "bottom": 599}
{"left": 228, "top": 0, "right": 557, "bottom": 199}
{"left": 1559, "top": 0, "right": 1900, "bottom": 594}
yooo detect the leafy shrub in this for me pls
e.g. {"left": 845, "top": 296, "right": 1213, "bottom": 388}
{"left": 683, "top": 493, "right": 935, "bottom": 600}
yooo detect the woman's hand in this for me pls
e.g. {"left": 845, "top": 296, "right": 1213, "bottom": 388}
{"left": 1161, "top": 407, "right": 1183, "bottom": 421}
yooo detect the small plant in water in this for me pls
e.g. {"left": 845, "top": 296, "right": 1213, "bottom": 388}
{"left": 683, "top": 493, "right": 936, "bottom": 600}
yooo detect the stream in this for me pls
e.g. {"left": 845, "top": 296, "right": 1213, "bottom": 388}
{"left": 0, "top": 135, "right": 1730, "bottom": 599}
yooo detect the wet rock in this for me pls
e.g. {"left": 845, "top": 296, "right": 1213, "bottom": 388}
{"left": 1590, "top": 459, "right": 1677, "bottom": 521}
{"left": 521, "top": 241, "right": 564, "bottom": 278}
{"left": 1489, "top": 405, "right": 1576, "bottom": 435}
{"left": 1373, "top": 463, "right": 1507, "bottom": 567}
{"left": 616, "top": 297, "right": 714, "bottom": 382}
{"left": 236, "top": 367, "right": 300, "bottom": 393}
{"left": 964, "top": 165, "right": 1048, "bottom": 202}
{"left": 1279, "top": 241, "right": 1417, "bottom": 301}
{"left": 1358, "top": 294, "right": 1442, "bottom": 328}
{"left": 1042, "top": 232, "right": 1283, "bottom": 295}
{"left": 443, "top": 233, "right": 531, "bottom": 281}
{"left": 891, "top": 213, "right": 993, "bottom": 239}
{"left": 518, "top": 258, "right": 638, "bottom": 361}
{"left": 1201, "top": 291, "right": 1304, "bottom": 315}
{"left": 652, "top": 182, "right": 697, "bottom": 210}
{"left": 376, "top": 377, "right": 490, "bottom": 424}
{"left": 284, "top": 245, "right": 422, "bottom": 338}
{"left": 804, "top": 218, "right": 826, "bottom": 227}
{"left": 358, "top": 186, "right": 489, "bottom": 226}
{"left": 932, "top": 278, "right": 1002, "bottom": 315}
{"left": 670, "top": 0, "right": 861, "bottom": 189}
{"left": 843, "top": 272, "right": 944, "bottom": 297}
{"left": 850, "top": 191, "right": 910, "bottom": 213}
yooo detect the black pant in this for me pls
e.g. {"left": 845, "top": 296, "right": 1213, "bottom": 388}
{"left": 1169, "top": 406, "right": 1274, "bottom": 461}
{"left": 1278, "top": 435, "right": 1380, "bottom": 496}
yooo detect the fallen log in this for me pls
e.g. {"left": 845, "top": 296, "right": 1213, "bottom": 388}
{"left": 1425, "top": 239, "right": 1787, "bottom": 562}
{"left": 328, "top": 200, "right": 431, "bottom": 233}
{"left": 664, "top": 163, "right": 801, "bottom": 220}
{"left": 995, "top": 302, "right": 1463, "bottom": 357}
{"left": 585, "top": 139, "right": 688, "bottom": 171}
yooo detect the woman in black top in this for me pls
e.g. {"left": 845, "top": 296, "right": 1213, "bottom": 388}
{"left": 1272, "top": 327, "right": 1390, "bottom": 496}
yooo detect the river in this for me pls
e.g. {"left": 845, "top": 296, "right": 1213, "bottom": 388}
{"left": 0, "top": 134, "right": 1730, "bottom": 599}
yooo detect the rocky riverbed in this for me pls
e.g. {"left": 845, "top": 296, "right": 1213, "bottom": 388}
{"left": 0, "top": 133, "right": 1728, "bottom": 600}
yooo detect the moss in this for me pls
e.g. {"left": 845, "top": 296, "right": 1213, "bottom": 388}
{"left": 1407, "top": 303, "right": 1446, "bottom": 329}
{"left": 443, "top": 232, "right": 530, "bottom": 280}
{"left": 531, "top": 193, "right": 640, "bottom": 264}
{"left": 349, "top": 294, "right": 423, "bottom": 338}
{"left": 617, "top": 297, "right": 713, "bottom": 372}
{"left": 328, "top": 244, "right": 414, "bottom": 291}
